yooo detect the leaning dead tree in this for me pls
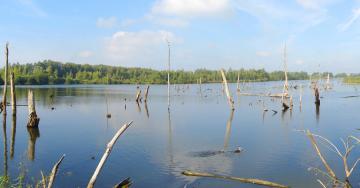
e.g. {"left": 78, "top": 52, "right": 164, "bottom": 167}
{"left": 220, "top": 69, "right": 234, "bottom": 110}
{"left": 1, "top": 43, "right": 9, "bottom": 114}
{"left": 47, "top": 154, "right": 65, "bottom": 188}
{"left": 305, "top": 130, "right": 360, "bottom": 187}
{"left": 87, "top": 121, "right": 133, "bottom": 188}
{"left": 10, "top": 72, "right": 16, "bottom": 116}
{"left": 182, "top": 170, "right": 289, "bottom": 188}
{"left": 27, "top": 90, "right": 40, "bottom": 128}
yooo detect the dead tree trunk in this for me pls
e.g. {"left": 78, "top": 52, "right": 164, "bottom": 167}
{"left": 135, "top": 90, "right": 141, "bottom": 103}
{"left": 315, "top": 87, "right": 320, "bottom": 105}
{"left": 237, "top": 72, "right": 240, "bottom": 92}
{"left": 27, "top": 90, "right": 40, "bottom": 128}
{"left": 47, "top": 154, "right": 65, "bottom": 188}
{"left": 144, "top": 85, "right": 149, "bottom": 102}
{"left": 2, "top": 43, "right": 9, "bottom": 114}
{"left": 87, "top": 121, "right": 133, "bottom": 188}
{"left": 10, "top": 72, "right": 16, "bottom": 116}
{"left": 220, "top": 69, "right": 234, "bottom": 110}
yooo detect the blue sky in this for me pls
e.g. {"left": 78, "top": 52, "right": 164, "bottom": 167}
{"left": 1, "top": 0, "right": 360, "bottom": 72}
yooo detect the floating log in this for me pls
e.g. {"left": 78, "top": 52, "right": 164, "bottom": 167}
{"left": 47, "top": 154, "right": 65, "bottom": 188}
{"left": 182, "top": 170, "right": 289, "bottom": 188}
{"left": 10, "top": 72, "right": 16, "bottom": 116}
{"left": 87, "top": 121, "right": 133, "bottom": 188}
{"left": 27, "top": 90, "right": 40, "bottom": 128}
{"left": 144, "top": 85, "right": 150, "bottom": 102}
{"left": 220, "top": 69, "right": 234, "bottom": 110}
{"left": 1, "top": 43, "right": 9, "bottom": 114}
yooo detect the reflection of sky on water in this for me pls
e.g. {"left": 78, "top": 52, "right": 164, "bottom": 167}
{"left": 0, "top": 81, "right": 359, "bottom": 187}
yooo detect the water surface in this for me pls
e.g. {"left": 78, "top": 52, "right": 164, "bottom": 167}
{"left": 1, "top": 81, "right": 360, "bottom": 187}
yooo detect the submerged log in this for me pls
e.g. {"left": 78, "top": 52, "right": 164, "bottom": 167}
{"left": 182, "top": 170, "right": 289, "bottom": 188}
{"left": 10, "top": 72, "right": 16, "bottom": 116}
{"left": 27, "top": 90, "right": 40, "bottom": 128}
{"left": 87, "top": 121, "right": 133, "bottom": 188}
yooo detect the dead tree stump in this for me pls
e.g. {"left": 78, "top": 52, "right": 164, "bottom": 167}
{"left": 27, "top": 90, "right": 40, "bottom": 128}
{"left": 314, "top": 87, "right": 320, "bottom": 105}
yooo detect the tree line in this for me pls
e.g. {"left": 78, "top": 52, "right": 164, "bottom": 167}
{"left": 0, "top": 60, "right": 339, "bottom": 85}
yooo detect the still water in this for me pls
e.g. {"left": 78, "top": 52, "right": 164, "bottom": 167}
{"left": 0, "top": 80, "right": 359, "bottom": 187}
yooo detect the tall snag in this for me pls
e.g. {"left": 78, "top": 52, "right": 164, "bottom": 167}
{"left": 1, "top": 43, "right": 9, "bottom": 114}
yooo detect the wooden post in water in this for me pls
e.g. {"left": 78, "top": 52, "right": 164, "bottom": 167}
{"left": 27, "top": 90, "right": 40, "bottom": 128}
{"left": 144, "top": 85, "right": 149, "bottom": 102}
{"left": 220, "top": 69, "right": 234, "bottom": 110}
{"left": 2, "top": 43, "right": 9, "bottom": 114}
{"left": 10, "top": 72, "right": 16, "bottom": 116}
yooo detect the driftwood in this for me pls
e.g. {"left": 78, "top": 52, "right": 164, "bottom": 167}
{"left": 10, "top": 72, "right": 16, "bottom": 116}
{"left": 182, "top": 170, "right": 289, "bottom": 188}
{"left": 87, "top": 121, "right": 133, "bottom": 188}
{"left": 47, "top": 154, "right": 65, "bottom": 188}
{"left": 144, "top": 85, "right": 149, "bottom": 102}
{"left": 2, "top": 43, "right": 9, "bottom": 114}
{"left": 27, "top": 90, "right": 40, "bottom": 128}
{"left": 220, "top": 69, "right": 234, "bottom": 110}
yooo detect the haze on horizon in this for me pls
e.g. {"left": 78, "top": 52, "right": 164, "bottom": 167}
{"left": 1, "top": 0, "right": 360, "bottom": 73}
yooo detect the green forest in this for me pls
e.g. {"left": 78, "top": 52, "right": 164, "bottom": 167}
{"left": 0, "top": 60, "right": 337, "bottom": 85}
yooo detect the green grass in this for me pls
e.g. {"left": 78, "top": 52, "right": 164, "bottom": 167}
{"left": 343, "top": 76, "right": 360, "bottom": 84}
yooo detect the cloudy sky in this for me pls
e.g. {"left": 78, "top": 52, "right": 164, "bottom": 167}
{"left": 1, "top": 0, "right": 360, "bottom": 72}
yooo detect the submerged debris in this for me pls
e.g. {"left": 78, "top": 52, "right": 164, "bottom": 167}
{"left": 189, "top": 147, "right": 244, "bottom": 157}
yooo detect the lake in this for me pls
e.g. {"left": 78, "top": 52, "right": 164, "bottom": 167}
{"left": 0, "top": 80, "right": 359, "bottom": 187}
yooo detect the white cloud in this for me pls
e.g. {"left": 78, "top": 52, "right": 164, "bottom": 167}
{"left": 338, "top": 8, "right": 360, "bottom": 32}
{"left": 96, "top": 17, "right": 117, "bottom": 28}
{"left": 78, "top": 50, "right": 92, "bottom": 58}
{"left": 151, "top": 0, "right": 230, "bottom": 17}
{"left": 104, "top": 30, "right": 180, "bottom": 66}
{"left": 256, "top": 51, "right": 271, "bottom": 57}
